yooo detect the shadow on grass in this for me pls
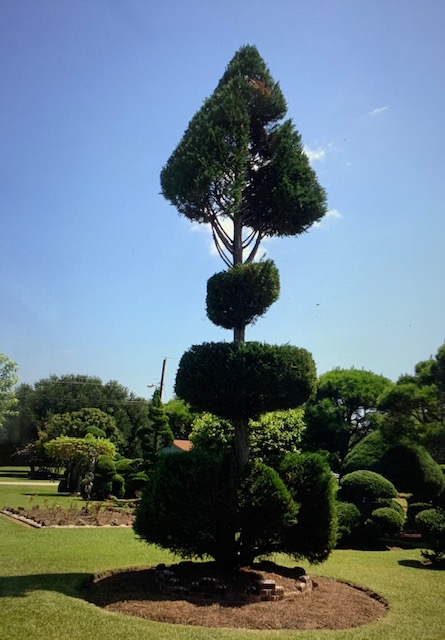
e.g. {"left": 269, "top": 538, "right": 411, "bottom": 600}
{"left": 0, "top": 573, "right": 90, "bottom": 599}
{"left": 398, "top": 558, "right": 445, "bottom": 570}
{"left": 23, "top": 492, "right": 71, "bottom": 498}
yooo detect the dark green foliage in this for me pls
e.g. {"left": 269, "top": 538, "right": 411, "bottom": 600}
{"left": 134, "top": 449, "right": 234, "bottom": 565}
{"left": 139, "top": 390, "right": 174, "bottom": 470}
{"left": 369, "top": 507, "right": 405, "bottom": 538}
{"left": 111, "top": 473, "right": 125, "bottom": 498}
{"left": 416, "top": 508, "right": 445, "bottom": 565}
{"left": 303, "top": 368, "right": 391, "bottom": 466}
{"left": 134, "top": 448, "right": 336, "bottom": 567}
{"left": 91, "top": 454, "right": 116, "bottom": 500}
{"left": 4, "top": 374, "right": 151, "bottom": 458}
{"left": 343, "top": 430, "right": 445, "bottom": 500}
{"left": 125, "top": 471, "right": 148, "bottom": 497}
{"left": 406, "top": 502, "right": 432, "bottom": 532}
{"left": 160, "top": 45, "right": 326, "bottom": 267}
{"left": 236, "top": 461, "right": 298, "bottom": 565}
{"left": 114, "top": 458, "right": 134, "bottom": 474}
{"left": 338, "top": 470, "right": 398, "bottom": 514}
{"left": 175, "top": 342, "right": 317, "bottom": 419}
{"left": 279, "top": 452, "right": 338, "bottom": 563}
{"left": 336, "top": 501, "right": 361, "bottom": 543}
{"left": 337, "top": 472, "right": 404, "bottom": 546}
{"left": 206, "top": 260, "right": 280, "bottom": 330}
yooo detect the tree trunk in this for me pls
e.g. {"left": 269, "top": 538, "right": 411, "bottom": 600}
{"left": 233, "top": 416, "right": 250, "bottom": 470}
{"left": 233, "top": 325, "right": 246, "bottom": 342}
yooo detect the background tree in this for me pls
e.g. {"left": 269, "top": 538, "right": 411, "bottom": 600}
{"left": 39, "top": 407, "right": 121, "bottom": 445}
{"left": 45, "top": 435, "right": 115, "bottom": 493}
{"left": 378, "top": 343, "right": 445, "bottom": 462}
{"left": 138, "top": 389, "right": 173, "bottom": 471}
{"left": 302, "top": 368, "right": 392, "bottom": 468}
{"left": 0, "top": 353, "right": 19, "bottom": 431}
{"left": 163, "top": 398, "right": 195, "bottom": 438}
{"left": 3, "top": 374, "right": 149, "bottom": 458}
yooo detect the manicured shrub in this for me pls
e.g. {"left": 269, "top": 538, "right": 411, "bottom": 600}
{"left": 125, "top": 471, "right": 148, "bottom": 497}
{"left": 369, "top": 506, "right": 405, "bottom": 537}
{"left": 114, "top": 458, "right": 134, "bottom": 474}
{"left": 175, "top": 342, "right": 317, "bottom": 419}
{"left": 336, "top": 501, "right": 361, "bottom": 544}
{"left": 236, "top": 460, "right": 298, "bottom": 565}
{"left": 111, "top": 473, "right": 125, "bottom": 498}
{"left": 416, "top": 508, "right": 445, "bottom": 565}
{"left": 406, "top": 502, "right": 432, "bottom": 532}
{"left": 134, "top": 449, "right": 233, "bottom": 565}
{"left": 91, "top": 455, "right": 116, "bottom": 500}
{"left": 206, "top": 260, "right": 280, "bottom": 330}
{"left": 343, "top": 430, "right": 445, "bottom": 500}
{"left": 279, "top": 452, "right": 338, "bottom": 563}
{"left": 339, "top": 470, "right": 398, "bottom": 514}
{"left": 85, "top": 426, "right": 106, "bottom": 438}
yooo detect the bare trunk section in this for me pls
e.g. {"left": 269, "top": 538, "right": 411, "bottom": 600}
{"left": 233, "top": 416, "right": 250, "bottom": 470}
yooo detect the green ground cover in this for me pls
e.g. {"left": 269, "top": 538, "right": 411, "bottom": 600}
{"left": 1, "top": 466, "right": 445, "bottom": 640}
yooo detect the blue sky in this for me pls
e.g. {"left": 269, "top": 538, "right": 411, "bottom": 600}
{"left": 1, "top": 0, "right": 444, "bottom": 401}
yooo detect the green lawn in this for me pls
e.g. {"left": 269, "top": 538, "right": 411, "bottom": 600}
{"left": 1, "top": 467, "right": 445, "bottom": 640}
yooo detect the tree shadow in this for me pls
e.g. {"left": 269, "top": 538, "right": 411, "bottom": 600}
{"left": 0, "top": 573, "right": 90, "bottom": 599}
{"left": 398, "top": 558, "right": 445, "bottom": 570}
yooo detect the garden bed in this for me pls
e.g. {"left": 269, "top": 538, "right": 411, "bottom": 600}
{"left": 84, "top": 561, "right": 388, "bottom": 630}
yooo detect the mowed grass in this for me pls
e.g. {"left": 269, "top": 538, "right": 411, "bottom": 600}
{"left": 1, "top": 468, "right": 445, "bottom": 640}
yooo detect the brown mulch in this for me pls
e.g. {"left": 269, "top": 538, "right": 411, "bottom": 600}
{"left": 1, "top": 505, "right": 134, "bottom": 527}
{"left": 83, "top": 561, "right": 388, "bottom": 630}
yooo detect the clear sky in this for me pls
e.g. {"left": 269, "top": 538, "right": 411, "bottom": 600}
{"left": 1, "top": 0, "right": 444, "bottom": 401}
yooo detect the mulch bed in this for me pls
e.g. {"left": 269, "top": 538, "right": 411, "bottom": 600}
{"left": 1, "top": 505, "right": 134, "bottom": 527}
{"left": 84, "top": 561, "right": 388, "bottom": 630}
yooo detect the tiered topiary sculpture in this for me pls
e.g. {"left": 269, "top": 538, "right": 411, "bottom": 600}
{"left": 135, "top": 45, "right": 336, "bottom": 569}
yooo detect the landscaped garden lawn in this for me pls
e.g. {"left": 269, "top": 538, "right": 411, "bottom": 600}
{"left": 1, "top": 468, "right": 445, "bottom": 640}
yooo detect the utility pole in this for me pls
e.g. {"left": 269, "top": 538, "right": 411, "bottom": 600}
{"left": 159, "top": 357, "right": 167, "bottom": 401}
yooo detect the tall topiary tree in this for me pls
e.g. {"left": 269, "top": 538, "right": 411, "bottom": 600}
{"left": 136, "top": 45, "right": 332, "bottom": 568}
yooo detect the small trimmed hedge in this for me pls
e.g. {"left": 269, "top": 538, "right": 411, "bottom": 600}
{"left": 416, "top": 508, "right": 445, "bottom": 565}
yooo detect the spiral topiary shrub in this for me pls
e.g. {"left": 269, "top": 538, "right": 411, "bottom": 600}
{"left": 175, "top": 341, "right": 317, "bottom": 419}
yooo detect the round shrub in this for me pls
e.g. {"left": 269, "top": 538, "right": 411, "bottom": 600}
{"left": 370, "top": 507, "right": 405, "bottom": 537}
{"left": 336, "top": 501, "right": 361, "bottom": 544}
{"left": 416, "top": 508, "right": 445, "bottom": 564}
{"left": 175, "top": 341, "right": 317, "bottom": 419}
{"left": 406, "top": 502, "right": 432, "bottom": 532}
{"left": 339, "top": 470, "right": 398, "bottom": 514}
{"left": 206, "top": 260, "right": 280, "bottom": 329}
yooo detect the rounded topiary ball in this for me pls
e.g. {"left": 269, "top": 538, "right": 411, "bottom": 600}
{"left": 175, "top": 341, "right": 317, "bottom": 419}
{"left": 206, "top": 260, "right": 280, "bottom": 329}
